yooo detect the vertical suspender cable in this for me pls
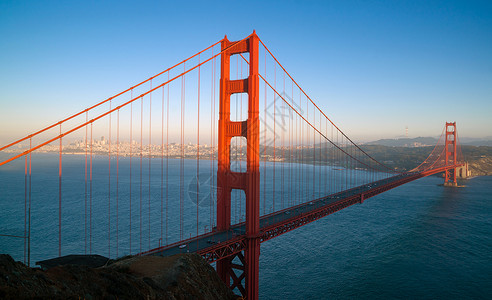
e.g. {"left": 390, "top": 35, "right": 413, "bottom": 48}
{"left": 314, "top": 107, "right": 316, "bottom": 198}
{"left": 197, "top": 54, "right": 200, "bottom": 238}
{"left": 240, "top": 55, "right": 243, "bottom": 220}
{"left": 235, "top": 55, "right": 239, "bottom": 221}
{"left": 299, "top": 89, "right": 302, "bottom": 204}
{"left": 273, "top": 62, "right": 276, "bottom": 212}
{"left": 335, "top": 130, "right": 338, "bottom": 192}
{"left": 161, "top": 84, "right": 164, "bottom": 243}
{"left": 24, "top": 153, "right": 27, "bottom": 264}
{"left": 149, "top": 80, "right": 152, "bottom": 250}
{"left": 90, "top": 123, "right": 93, "bottom": 254}
{"left": 331, "top": 125, "right": 333, "bottom": 194}
{"left": 85, "top": 112, "right": 88, "bottom": 254}
{"left": 129, "top": 91, "right": 133, "bottom": 254}
{"left": 116, "top": 108, "right": 119, "bottom": 257}
{"left": 140, "top": 96, "right": 143, "bottom": 253}
{"left": 210, "top": 50, "right": 214, "bottom": 230}
{"left": 235, "top": 55, "right": 239, "bottom": 222}
{"left": 166, "top": 73, "right": 169, "bottom": 245}
{"left": 263, "top": 47, "right": 267, "bottom": 215}
{"left": 28, "top": 139, "right": 32, "bottom": 266}
{"left": 306, "top": 92, "right": 309, "bottom": 199}
{"left": 180, "top": 63, "right": 185, "bottom": 241}
{"left": 108, "top": 101, "right": 112, "bottom": 258}
{"left": 351, "top": 145, "right": 354, "bottom": 187}
{"left": 319, "top": 112, "right": 321, "bottom": 197}
{"left": 300, "top": 90, "right": 303, "bottom": 203}
{"left": 213, "top": 56, "right": 216, "bottom": 226}
{"left": 345, "top": 137, "right": 348, "bottom": 190}
{"left": 324, "top": 119, "right": 328, "bottom": 196}
{"left": 290, "top": 80, "right": 293, "bottom": 207}
{"left": 282, "top": 71, "right": 285, "bottom": 209}
{"left": 295, "top": 87, "right": 298, "bottom": 206}
{"left": 58, "top": 124, "right": 62, "bottom": 257}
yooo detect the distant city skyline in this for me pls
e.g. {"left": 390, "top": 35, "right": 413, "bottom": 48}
{"left": 1, "top": 1, "right": 491, "bottom": 145}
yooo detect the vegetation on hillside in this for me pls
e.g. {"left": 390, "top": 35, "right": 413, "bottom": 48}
{"left": 360, "top": 145, "right": 492, "bottom": 175}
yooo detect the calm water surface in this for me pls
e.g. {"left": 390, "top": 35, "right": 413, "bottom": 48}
{"left": 259, "top": 175, "right": 492, "bottom": 299}
{"left": 1, "top": 154, "right": 490, "bottom": 299}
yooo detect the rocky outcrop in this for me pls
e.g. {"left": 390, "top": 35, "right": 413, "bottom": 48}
{"left": 0, "top": 253, "right": 238, "bottom": 300}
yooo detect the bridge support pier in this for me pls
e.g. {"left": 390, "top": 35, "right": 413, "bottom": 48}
{"left": 443, "top": 181, "right": 458, "bottom": 187}
{"left": 444, "top": 122, "right": 458, "bottom": 187}
{"left": 217, "top": 31, "right": 260, "bottom": 299}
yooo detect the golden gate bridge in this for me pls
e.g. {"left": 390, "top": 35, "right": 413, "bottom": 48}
{"left": 0, "top": 31, "right": 465, "bottom": 299}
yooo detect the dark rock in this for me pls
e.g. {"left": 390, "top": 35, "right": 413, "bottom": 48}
{"left": 36, "top": 254, "right": 109, "bottom": 270}
{"left": 0, "top": 253, "right": 239, "bottom": 300}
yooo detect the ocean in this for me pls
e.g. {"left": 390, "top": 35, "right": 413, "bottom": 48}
{"left": 0, "top": 154, "right": 491, "bottom": 299}
{"left": 259, "top": 175, "right": 492, "bottom": 299}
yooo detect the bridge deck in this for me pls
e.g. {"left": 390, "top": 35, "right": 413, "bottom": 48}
{"left": 142, "top": 171, "right": 430, "bottom": 262}
{"left": 143, "top": 163, "right": 463, "bottom": 262}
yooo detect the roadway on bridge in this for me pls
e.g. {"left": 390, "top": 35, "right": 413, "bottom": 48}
{"left": 145, "top": 172, "right": 414, "bottom": 259}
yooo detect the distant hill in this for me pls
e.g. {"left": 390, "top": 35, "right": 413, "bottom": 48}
{"left": 359, "top": 144, "right": 492, "bottom": 175}
{"left": 462, "top": 140, "right": 492, "bottom": 147}
{"left": 365, "top": 137, "right": 492, "bottom": 147}
{"left": 364, "top": 137, "right": 438, "bottom": 147}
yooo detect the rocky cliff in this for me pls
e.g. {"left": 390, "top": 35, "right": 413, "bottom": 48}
{"left": 0, "top": 253, "right": 238, "bottom": 300}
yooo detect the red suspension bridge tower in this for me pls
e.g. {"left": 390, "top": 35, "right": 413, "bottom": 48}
{"left": 217, "top": 32, "right": 260, "bottom": 298}
{"left": 444, "top": 122, "right": 458, "bottom": 187}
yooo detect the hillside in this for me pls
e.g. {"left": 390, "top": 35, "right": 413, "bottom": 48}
{"left": 360, "top": 145, "right": 492, "bottom": 176}
{"left": 365, "top": 137, "right": 492, "bottom": 147}
{"left": 364, "top": 137, "right": 438, "bottom": 147}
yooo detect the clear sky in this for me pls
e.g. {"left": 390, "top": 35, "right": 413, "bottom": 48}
{"left": 1, "top": 0, "right": 491, "bottom": 144}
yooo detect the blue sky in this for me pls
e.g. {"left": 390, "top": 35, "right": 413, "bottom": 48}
{"left": 1, "top": 0, "right": 491, "bottom": 144}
